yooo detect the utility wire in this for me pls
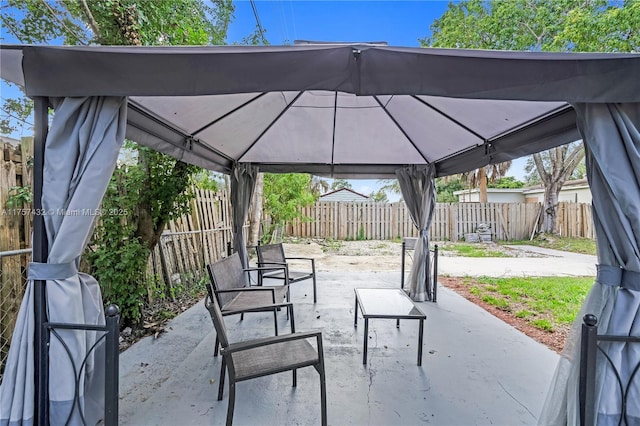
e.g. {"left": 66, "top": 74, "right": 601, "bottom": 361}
{"left": 249, "top": 0, "right": 268, "bottom": 45}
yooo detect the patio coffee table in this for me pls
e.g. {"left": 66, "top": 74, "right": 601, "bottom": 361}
{"left": 354, "top": 288, "right": 427, "bottom": 366}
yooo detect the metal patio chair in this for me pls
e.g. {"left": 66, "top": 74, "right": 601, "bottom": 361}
{"left": 206, "top": 252, "right": 292, "bottom": 357}
{"left": 205, "top": 292, "right": 327, "bottom": 426}
{"left": 256, "top": 242, "right": 318, "bottom": 302}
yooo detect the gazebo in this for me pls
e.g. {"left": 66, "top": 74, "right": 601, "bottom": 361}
{"left": 0, "top": 43, "right": 639, "bottom": 425}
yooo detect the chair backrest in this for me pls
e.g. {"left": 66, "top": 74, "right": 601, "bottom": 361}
{"left": 205, "top": 290, "right": 230, "bottom": 349}
{"left": 257, "top": 243, "right": 285, "bottom": 264}
{"left": 207, "top": 253, "right": 249, "bottom": 307}
{"left": 403, "top": 237, "right": 418, "bottom": 251}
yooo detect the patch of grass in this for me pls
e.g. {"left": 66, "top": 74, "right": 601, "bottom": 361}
{"left": 438, "top": 242, "right": 513, "bottom": 257}
{"left": 510, "top": 234, "right": 596, "bottom": 255}
{"left": 481, "top": 294, "right": 510, "bottom": 310}
{"left": 459, "top": 275, "right": 593, "bottom": 331}
{"left": 469, "top": 286, "right": 481, "bottom": 296}
{"left": 531, "top": 318, "right": 554, "bottom": 332}
{"left": 515, "top": 309, "right": 535, "bottom": 319}
{"left": 321, "top": 238, "right": 343, "bottom": 252}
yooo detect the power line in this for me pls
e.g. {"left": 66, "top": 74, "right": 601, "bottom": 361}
{"left": 249, "top": 0, "right": 268, "bottom": 45}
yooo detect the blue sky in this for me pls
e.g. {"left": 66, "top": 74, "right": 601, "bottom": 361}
{"left": 0, "top": 0, "right": 528, "bottom": 201}
{"left": 226, "top": 1, "right": 448, "bottom": 47}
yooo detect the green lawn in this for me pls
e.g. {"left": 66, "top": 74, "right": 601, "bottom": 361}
{"left": 460, "top": 275, "right": 593, "bottom": 332}
{"left": 509, "top": 235, "right": 596, "bottom": 255}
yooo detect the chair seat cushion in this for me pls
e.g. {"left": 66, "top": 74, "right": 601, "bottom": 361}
{"left": 263, "top": 270, "right": 312, "bottom": 283}
{"left": 232, "top": 339, "right": 319, "bottom": 381}
{"left": 221, "top": 286, "right": 288, "bottom": 313}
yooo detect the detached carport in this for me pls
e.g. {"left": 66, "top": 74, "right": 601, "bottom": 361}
{"left": 0, "top": 44, "right": 639, "bottom": 425}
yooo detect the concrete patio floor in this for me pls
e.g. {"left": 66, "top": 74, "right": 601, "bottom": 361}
{"left": 118, "top": 269, "right": 560, "bottom": 425}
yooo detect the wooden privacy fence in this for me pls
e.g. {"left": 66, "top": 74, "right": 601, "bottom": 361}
{"left": 557, "top": 202, "right": 595, "bottom": 239}
{"left": 289, "top": 201, "right": 592, "bottom": 242}
{"left": 145, "top": 188, "right": 235, "bottom": 293}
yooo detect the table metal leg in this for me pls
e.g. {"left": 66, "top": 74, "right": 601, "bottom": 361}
{"left": 418, "top": 319, "right": 424, "bottom": 366}
{"left": 354, "top": 297, "right": 358, "bottom": 328}
{"left": 363, "top": 318, "right": 368, "bottom": 364}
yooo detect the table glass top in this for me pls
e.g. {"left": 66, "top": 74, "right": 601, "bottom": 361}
{"left": 355, "top": 288, "right": 425, "bottom": 318}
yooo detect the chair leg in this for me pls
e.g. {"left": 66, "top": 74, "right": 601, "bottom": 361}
{"left": 214, "top": 335, "right": 220, "bottom": 357}
{"left": 218, "top": 358, "right": 226, "bottom": 401}
{"left": 226, "top": 381, "right": 236, "bottom": 426}
{"left": 240, "top": 312, "right": 244, "bottom": 321}
{"left": 273, "top": 310, "right": 279, "bottom": 336}
{"left": 312, "top": 275, "right": 317, "bottom": 303}
{"left": 319, "top": 366, "right": 327, "bottom": 426}
{"left": 292, "top": 368, "right": 297, "bottom": 387}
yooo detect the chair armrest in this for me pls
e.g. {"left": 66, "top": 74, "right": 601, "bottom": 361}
{"left": 284, "top": 257, "right": 316, "bottom": 272}
{"left": 221, "top": 301, "right": 294, "bottom": 317}
{"left": 257, "top": 261, "right": 288, "bottom": 267}
{"left": 244, "top": 265, "right": 287, "bottom": 273}
{"left": 215, "top": 287, "right": 276, "bottom": 294}
{"left": 224, "top": 329, "right": 323, "bottom": 354}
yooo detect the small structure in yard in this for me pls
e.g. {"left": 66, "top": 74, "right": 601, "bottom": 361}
{"left": 319, "top": 188, "right": 370, "bottom": 203}
{"left": 466, "top": 223, "right": 492, "bottom": 242}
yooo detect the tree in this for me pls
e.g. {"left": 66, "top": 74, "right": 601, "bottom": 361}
{"left": 309, "top": 175, "right": 330, "bottom": 198}
{"left": 423, "top": 0, "right": 638, "bottom": 232}
{"left": 330, "top": 179, "right": 352, "bottom": 190}
{"left": 369, "top": 189, "right": 388, "bottom": 203}
{"left": 488, "top": 177, "right": 525, "bottom": 189}
{"left": 262, "top": 173, "right": 316, "bottom": 242}
{"left": 524, "top": 152, "right": 586, "bottom": 186}
{"left": 1, "top": 0, "right": 234, "bottom": 324}
{"left": 436, "top": 177, "right": 464, "bottom": 203}
{"left": 462, "top": 161, "right": 512, "bottom": 202}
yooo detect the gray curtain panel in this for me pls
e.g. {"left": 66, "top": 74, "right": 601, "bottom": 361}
{"left": 231, "top": 163, "right": 259, "bottom": 268}
{"left": 0, "top": 96, "right": 127, "bottom": 426}
{"left": 395, "top": 164, "right": 436, "bottom": 302}
{"left": 539, "top": 103, "right": 640, "bottom": 425}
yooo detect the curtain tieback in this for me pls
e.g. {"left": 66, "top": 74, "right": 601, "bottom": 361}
{"left": 28, "top": 261, "right": 78, "bottom": 280}
{"left": 419, "top": 229, "right": 428, "bottom": 237}
{"left": 597, "top": 264, "right": 640, "bottom": 291}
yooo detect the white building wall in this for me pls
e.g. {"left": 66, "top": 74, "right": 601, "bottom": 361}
{"left": 454, "top": 189, "right": 525, "bottom": 203}
{"left": 524, "top": 185, "right": 592, "bottom": 204}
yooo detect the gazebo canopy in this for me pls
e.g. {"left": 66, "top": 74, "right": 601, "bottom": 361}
{"left": 2, "top": 44, "right": 639, "bottom": 177}
{"left": 1, "top": 43, "right": 640, "bottom": 426}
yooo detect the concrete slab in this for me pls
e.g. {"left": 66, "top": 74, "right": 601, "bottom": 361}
{"left": 119, "top": 271, "right": 559, "bottom": 425}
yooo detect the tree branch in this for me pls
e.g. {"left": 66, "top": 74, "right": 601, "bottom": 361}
{"left": 0, "top": 15, "right": 23, "bottom": 42}
{"left": 79, "top": 0, "right": 102, "bottom": 41}
{"left": 561, "top": 143, "right": 586, "bottom": 179}
{"left": 38, "top": 0, "right": 88, "bottom": 45}
{"left": 532, "top": 152, "right": 551, "bottom": 185}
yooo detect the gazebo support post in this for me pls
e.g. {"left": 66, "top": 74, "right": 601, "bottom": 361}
{"left": 33, "top": 96, "right": 50, "bottom": 425}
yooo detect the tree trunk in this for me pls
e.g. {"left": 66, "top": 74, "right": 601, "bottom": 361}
{"left": 479, "top": 168, "right": 488, "bottom": 203}
{"left": 136, "top": 149, "right": 155, "bottom": 250}
{"left": 542, "top": 182, "right": 561, "bottom": 234}
{"left": 248, "top": 173, "right": 263, "bottom": 245}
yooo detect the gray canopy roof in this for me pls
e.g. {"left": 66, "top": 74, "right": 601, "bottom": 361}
{"left": 2, "top": 44, "right": 639, "bottom": 177}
